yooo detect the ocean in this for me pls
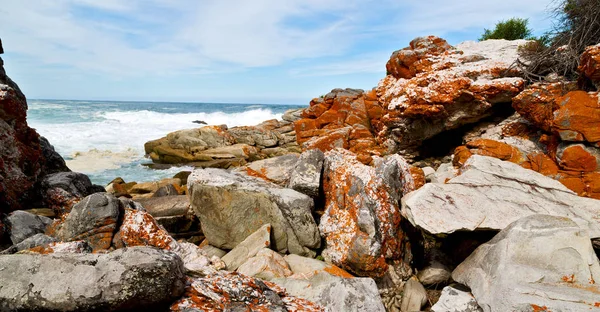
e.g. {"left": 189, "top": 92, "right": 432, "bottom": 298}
{"left": 27, "top": 99, "right": 305, "bottom": 186}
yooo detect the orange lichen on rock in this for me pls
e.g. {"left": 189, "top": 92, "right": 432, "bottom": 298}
{"left": 512, "top": 82, "right": 574, "bottom": 132}
{"left": 386, "top": 36, "right": 453, "bottom": 79}
{"left": 552, "top": 91, "right": 600, "bottom": 144}
{"left": 453, "top": 139, "right": 525, "bottom": 167}
{"left": 119, "top": 208, "right": 178, "bottom": 250}
{"left": 578, "top": 44, "right": 600, "bottom": 85}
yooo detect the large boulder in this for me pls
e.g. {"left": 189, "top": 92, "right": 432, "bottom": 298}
{"left": 243, "top": 153, "right": 299, "bottom": 186}
{"left": 188, "top": 168, "right": 320, "bottom": 256}
{"left": 4, "top": 210, "right": 53, "bottom": 244}
{"left": 376, "top": 37, "right": 528, "bottom": 158}
{"left": 0, "top": 246, "right": 186, "bottom": 311}
{"left": 53, "top": 193, "right": 120, "bottom": 251}
{"left": 0, "top": 55, "right": 44, "bottom": 212}
{"left": 319, "top": 149, "right": 417, "bottom": 277}
{"left": 452, "top": 215, "right": 600, "bottom": 311}
{"left": 402, "top": 155, "right": 600, "bottom": 237}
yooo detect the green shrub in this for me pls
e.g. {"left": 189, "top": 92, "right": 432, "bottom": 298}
{"left": 479, "top": 18, "right": 533, "bottom": 41}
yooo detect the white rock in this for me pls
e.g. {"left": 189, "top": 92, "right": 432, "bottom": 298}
{"left": 237, "top": 248, "right": 292, "bottom": 280}
{"left": 431, "top": 285, "right": 482, "bottom": 312}
{"left": 221, "top": 224, "right": 271, "bottom": 271}
{"left": 402, "top": 155, "right": 600, "bottom": 238}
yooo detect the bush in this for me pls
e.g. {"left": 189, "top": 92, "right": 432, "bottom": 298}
{"left": 479, "top": 18, "right": 533, "bottom": 41}
{"left": 521, "top": 0, "right": 600, "bottom": 81}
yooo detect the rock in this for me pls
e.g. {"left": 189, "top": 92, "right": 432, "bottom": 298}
{"left": 282, "top": 108, "right": 304, "bottom": 122}
{"left": 237, "top": 248, "right": 293, "bottom": 280}
{"left": 0, "top": 233, "right": 56, "bottom": 254}
{"left": 376, "top": 37, "right": 527, "bottom": 158}
{"left": 288, "top": 149, "right": 325, "bottom": 197}
{"left": 294, "top": 88, "right": 385, "bottom": 163}
{"left": 556, "top": 142, "right": 600, "bottom": 172}
{"left": 511, "top": 82, "right": 576, "bottom": 132}
{"left": 402, "top": 155, "right": 600, "bottom": 237}
{"left": 54, "top": 193, "right": 120, "bottom": 251}
{"left": 23, "top": 208, "right": 56, "bottom": 218}
{"left": 579, "top": 43, "right": 600, "bottom": 88}
{"left": 0, "top": 38, "right": 3, "bottom": 54}
{"left": 272, "top": 272, "right": 385, "bottom": 312}
{"left": 284, "top": 254, "right": 354, "bottom": 278}
{"left": 137, "top": 195, "right": 190, "bottom": 217}
{"left": 129, "top": 178, "right": 181, "bottom": 195}
{"left": 417, "top": 261, "right": 452, "bottom": 286}
{"left": 200, "top": 244, "right": 227, "bottom": 258}
{"left": 422, "top": 166, "right": 436, "bottom": 182}
{"left": 39, "top": 136, "right": 70, "bottom": 175}
{"left": 0, "top": 246, "right": 186, "bottom": 311}
{"left": 192, "top": 120, "right": 207, "bottom": 125}
{"left": 152, "top": 183, "right": 181, "bottom": 197}
{"left": 431, "top": 284, "right": 483, "bottom": 312}
{"left": 452, "top": 215, "right": 600, "bottom": 312}
{"left": 433, "top": 162, "right": 457, "bottom": 183}
{"left": 23, "top": 240, "right": 92, "bottom": 254}
{"left": 172, "top": 171, "right": 191, "bottom": 185}
{"left": 41, "top": 172, "right": 100, "bottom": 214}
{"left": 188, "top": 168, "right": 320, "bottom": 256}
{"left": 5, "top": 210, "right": 53, "bottom": 244}
{"left": 553, "top": 91, "right": 600, "bottom": 144}
{"left": 244, "top": 153, "right": 299, "bottom": 186}
{"left": 0, "top": 55, "right": 45, "bottom": 212}
{"left": 401, "top": 276, "right": 428, "bottom": 312}
{"left": 171, "top": 271, "right": 325, "bottom": 311}
{"left": 319, "top": 149, "right": 411, "bottom": 277}
{"left": 154, "top": 215, "right": 195, "bottom": 234}
{"left": 221, "top": 224, "right": 272, "bottom": 271}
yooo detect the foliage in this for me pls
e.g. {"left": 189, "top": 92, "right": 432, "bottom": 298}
{"left": 520, "top": 0, "right": 600, "bottom": 81}
{"left": 479, "top": 18, "right": 533, "bottom": 41}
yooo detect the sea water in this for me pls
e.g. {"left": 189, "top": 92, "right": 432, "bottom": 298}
{"left": 27, "top": 99, "right": 304, "bottom": 186}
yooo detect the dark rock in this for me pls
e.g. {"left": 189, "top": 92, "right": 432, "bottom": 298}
{"left": 0, "top": 233, "right": 56, "bottom": 254}
{"left": 40, "top": 172, "right": 95, "bottom": 214}
{"left": 152, "top": 184, "right": 180, "bottom": 197}
{"left": 4, "top": 210, "right": 53, "bottom": 244}
{"left": 39, "top": 136, "right": 70, "bottom": 175}
{"left": 0, "top": 38, "right": 3, "bottom": 54}
{"left": 0, "top": 246, "right": 186, "bottom": 311}
{"left": 172, "top": 171, "right": 191, "bottom": 185}
{"left": 54, "top": 193, "right": 121, "bottom": 251}
{"left": 192, "top": 120, "right": 207, "bottom": 125}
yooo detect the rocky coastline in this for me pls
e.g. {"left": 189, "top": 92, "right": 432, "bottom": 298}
{"left": 1, "top": 36, "right": 600, "bottom": 311}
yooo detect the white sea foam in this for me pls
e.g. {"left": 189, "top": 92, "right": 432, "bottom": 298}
{"left": 66, "top": 148, "right": 141, "bottom": 173}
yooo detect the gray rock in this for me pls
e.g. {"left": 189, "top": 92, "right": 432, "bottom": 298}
{"left": 243, "top": 153, "right": 299, "bottom": 186}
{"left": 431, "top": 284, "right": 483, "bottom": 312}
{"left": 282, "top": 108, "right": 303, "bottom": 122}
{"left": 222, "top": 224, "right": 271, "bottom": 271}
{"left": 400, "top": 277, "right": 428, "bottom": 312}
{"left": 287, "top": 149, "right": 324, "bottom": 197}
{"left": 452, "top": 215, "right": 600, "bottom": 312}
{"left": 137, "top": 195, "right": 190, "bottom": 217}
{"left": 0, "top": 233, "right": 56, "bottom": 254}
{"left": 40, "top": 171, "right": 104, "bottom": 212}
{"left": 0, "top": 246, "right": 186, "bottom": 311}
{"left": 402, "top": 155, "right": 600, "bottom": 237}
{"left": 188, "top": 168, "right": 320, "bottom": 256}
{"left": 272, "top": 272, "right": 385, "bottom": 312}
{"left": 5, "top": 210, "right": 53, "bottom": 244}
{"left": 417, "top": 261, "right": 452, "bottom": 286}
{"left": 55, "top": 193, "right": 120, "bottom": 251}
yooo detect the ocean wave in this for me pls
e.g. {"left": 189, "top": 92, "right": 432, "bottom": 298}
{"left": 28, "top": 103, "right": 68, "bottom": 110}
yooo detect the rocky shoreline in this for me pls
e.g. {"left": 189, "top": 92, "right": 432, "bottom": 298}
{"left": 1, "top": 36, "right": 600, "bottom": 311}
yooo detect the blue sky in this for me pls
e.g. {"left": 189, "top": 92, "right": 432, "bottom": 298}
{"left": 0, "top": 0, "right": 556, "bottom": 104}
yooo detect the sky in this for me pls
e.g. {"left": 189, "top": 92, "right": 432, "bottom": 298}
{"left": 0, "top": 0, "right": 557, "bottom": 104}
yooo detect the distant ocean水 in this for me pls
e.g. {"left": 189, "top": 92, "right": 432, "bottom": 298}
{"left": 27, "top": 99, "right": 304, "bottom": 186}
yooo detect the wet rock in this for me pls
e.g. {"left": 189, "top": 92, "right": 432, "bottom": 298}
{"left": 431, "top": 284, "right": 483, "bottom": 312}
{"left": 243, "top": 153, "right": 299, "bottom": 186}
{"left": 0, "top": 246, "right": 186, "bottom": 311}
{"left": 319, "top": 149, "right": 411, "bottom": 277}
{"left": 54, "top": 193, "right": 120, "bottom": 251}
{"left": 402, "top": 155, "right": 600, "bottom": 237}
{"left": 237, "top": 248, "right": 293, "bottom": 280}
{"left": 5, "top": 210, "right": 53, "bottom": 244}
{"left": 288, "top": 149, "right": 325, "bottom": 197}
{"left": 453, "top": 215, "right": 600, "bottom": 312}
{"left": 188, "top": 168, "right": 320, "bottom": 256}
{"left": 222, "top": 224, "right": 271, "bottom": 271}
